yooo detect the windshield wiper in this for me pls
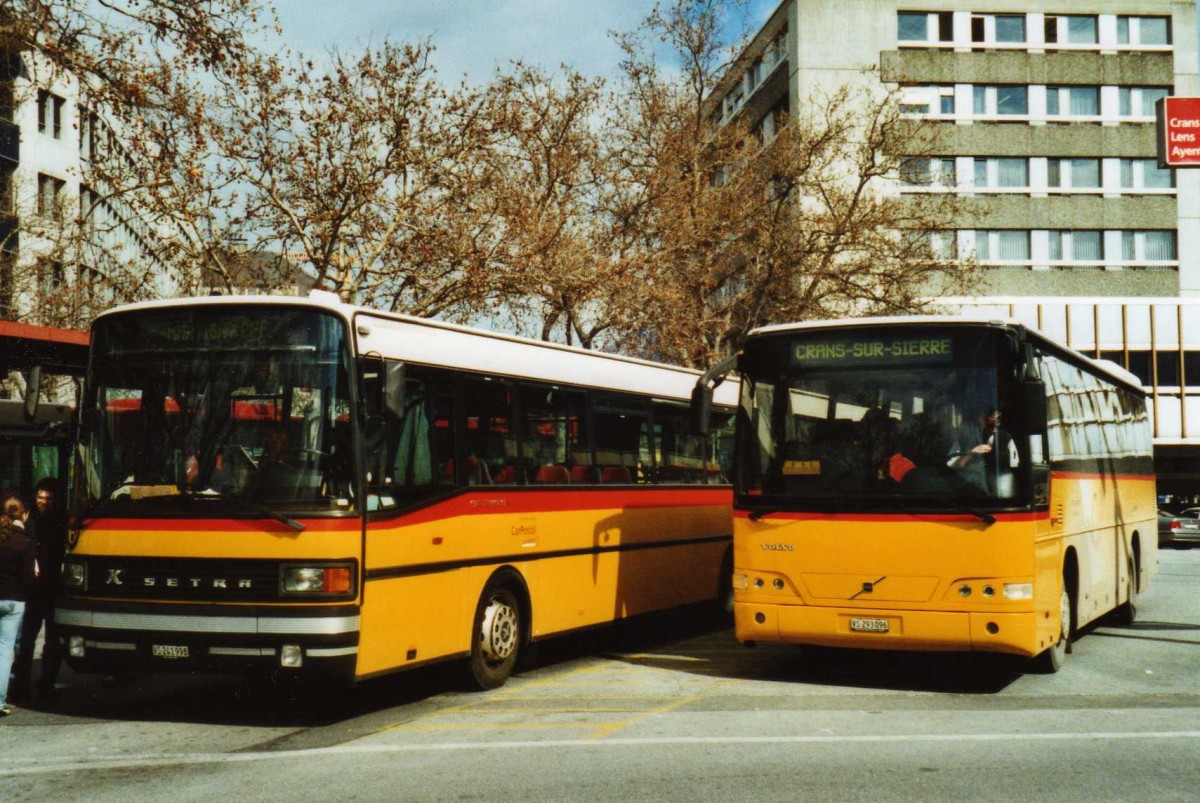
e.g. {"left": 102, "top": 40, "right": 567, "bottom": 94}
{"left": 748, "top": 507, "right": 788, "bottom": 522}
{"left": 904, "top": 495, "right": 996, "bottom": 525}
{"left": 181, "top": 492, "right": 306, "bottom": 532}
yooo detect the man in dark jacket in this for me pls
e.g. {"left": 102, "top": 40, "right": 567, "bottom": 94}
{"left": 12, "top": 478, "right": 67, "bottom": 702}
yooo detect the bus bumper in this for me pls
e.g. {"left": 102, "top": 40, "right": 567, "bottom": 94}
{"left": 735, "top": 602, "right": 1040, "bottom": 657}
{"left": 54, "top": 600, "right": 361, "bottom": 679}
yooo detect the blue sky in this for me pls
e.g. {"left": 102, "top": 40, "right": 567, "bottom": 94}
{"left": 272, "top": 0, "right": 781, "bottom": 80}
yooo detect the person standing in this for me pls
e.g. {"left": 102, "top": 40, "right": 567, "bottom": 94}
{"left": 0, "top": 499, "right": 37, "bottom": 716}
{"left": 13, "top": 478, "right": 67, "bottom": 701}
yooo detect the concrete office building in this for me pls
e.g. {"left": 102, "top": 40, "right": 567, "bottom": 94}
{"left": 715, "top": 1, "right": 1200, "bottom": 495}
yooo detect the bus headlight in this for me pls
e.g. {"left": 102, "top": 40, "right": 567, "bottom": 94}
{"left": 62, "top": 560, "right": 87, "bottom": 589}
{"left": 1003, "top": 582, "right": 1033, "bottom": 600}
{"left": 280, "top": 564, "right": 354, "bottom": 596}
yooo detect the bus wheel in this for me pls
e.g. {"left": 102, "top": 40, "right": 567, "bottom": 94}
{"left": 469, "top": 582, "right": 522, "bottom": 690}
{"left": 1036, "top": 584, "right": 1072, "bottom": 673}
{"left": 1112, "top": 552, "right": 1139, "bottom": 627}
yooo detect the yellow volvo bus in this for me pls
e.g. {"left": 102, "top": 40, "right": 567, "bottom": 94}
{"left": 57, "top": 292, "right": 736, "bottom": 688}
{"left": 693, "top": 316, "right": 1156, "bottom": 671}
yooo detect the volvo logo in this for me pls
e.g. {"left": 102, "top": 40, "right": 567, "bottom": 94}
{"left": 761, "top": 543, "right": 795, "bottom": 551}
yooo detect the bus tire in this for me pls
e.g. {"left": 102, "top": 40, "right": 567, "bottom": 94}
{"left": 468, "top": 581, "right": 522, "bottom": 690}
{"left": 1112, "top": 550, "right": 1139, "bottom": 627}
{"left": 1036, "top": 582, "right": 1073, "bottom": 673}
{"left": 715, "top": 549, "right": 734, "bottom": 619}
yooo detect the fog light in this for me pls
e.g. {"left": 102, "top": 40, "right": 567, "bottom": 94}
{"left": 986, "top": 622, "right": 999, "bottom": 634}
{"left": 754, "top": 612, "right": 766, "bottom": 624}
{"left": 69, "top": 636, "right": 86, "bottom": 657}
{"left": 732, "top": 573, "right": 749, "bottom": 590}
{"left": 753, "top": 578, "right": 764, "bottom": 589}
{"left": 958, "top": 584, "right": 972, "bottom": 597}
{"left": 280, "top": 645, "right": 303, "bottom": 668}
{"left": 772, "top": 579, "right": 785, "bottom": 590}
{"left": 1004, "top": 582, "right": 1033, "bottom": 600}
{"left": 982, "top": 585, "right": 995, "bottom": 598}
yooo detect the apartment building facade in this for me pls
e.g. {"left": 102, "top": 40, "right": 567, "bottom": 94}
{"left": 0, "top": 50, "right": 179, "bottom": 326}
{"left": 715, "top": 0, "right": 1200, "bottom": 493}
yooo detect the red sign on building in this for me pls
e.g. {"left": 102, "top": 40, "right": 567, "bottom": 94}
{"left": 1157, "top": 97, "right": 1200, "bottom": 168}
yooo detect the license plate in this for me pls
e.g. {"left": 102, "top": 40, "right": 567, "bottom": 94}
{"left": 152, "top": 644, "right": 189, "bottom": 659}
{"left": 849, "top": 617, "right": 890, "bottom": 633}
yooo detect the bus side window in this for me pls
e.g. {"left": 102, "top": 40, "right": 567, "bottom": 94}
{"left": 463, "top": 378, "right": 517, "bottom": 485}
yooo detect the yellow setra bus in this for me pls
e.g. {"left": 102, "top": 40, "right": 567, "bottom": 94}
{"left": 57, "top": 292, "right": 736, "bottom": 688}
{"left": 693, "top": 316, "right": 1156, "bottom": 671}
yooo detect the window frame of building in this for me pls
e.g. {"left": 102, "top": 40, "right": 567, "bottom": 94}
{"left": 1118, "top": 86, "right": 1171, "bottom": 119}
{"left": 974, "top": 230, "right": 1031, "bottom": 263}
{"left": 1047, "top": 158, "right": 1102, "bottom": 193}
{"left": 1045, "top": 85, "right": 1100, "bottom": 120}
{"left": 1116, "top": 16, "right": 1171, "bottom": 47}
{"left": 897, "top": 11, "right": 953, "bottom": 45}
{"left": 1119, "top": 158, "right": 1174, "bottom": 192}
{"left": 37, "top": 173, "right": 66, "bottom": 219}
{"left": 972, "top": 85, "right": 1028, "bottom": 118}
{"left": 1048, "top": 230, "right": 1105, "bottom": 266}
{"left": 971, "top": 157, "right": 1029, "bottom": 193}
{"left": 1121, "top": 231, "right": 1177, "bottom": 264}
{"left": 899, "top": 156, "right": 956, "bottom": 190}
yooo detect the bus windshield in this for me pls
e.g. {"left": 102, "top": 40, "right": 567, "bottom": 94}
{"left": 78, "top": 306, "right": 355, "bottom": 515}
{"left": 737, "top": 327, "right": 1031, "bottom": 511}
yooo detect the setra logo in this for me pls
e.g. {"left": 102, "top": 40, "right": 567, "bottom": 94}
{"left": 761, "top": 543, "right": 795, "bottom": 551}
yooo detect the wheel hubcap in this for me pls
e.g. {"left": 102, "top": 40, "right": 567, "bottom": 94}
{"left": 480, "top": 597, "right": 518, "bottom": 662}
{"left": 1058, "top": 586, "right": 1070, "bottom": 643}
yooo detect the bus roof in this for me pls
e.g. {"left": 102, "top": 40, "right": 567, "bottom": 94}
{"left": 93, "top": 293, "right": 740, "bottom": 406}
{"left": 746, "top": 315, "right": 1145, "bottom": 396}
{"left": 0, "top": 320, "right": 90, "bottom": 375}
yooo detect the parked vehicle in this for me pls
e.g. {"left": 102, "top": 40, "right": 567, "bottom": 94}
{"left": 1159, "top": 509, "right": 1200, "bottom": 548}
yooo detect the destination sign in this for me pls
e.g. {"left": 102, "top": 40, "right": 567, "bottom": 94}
{"left": 791, "top": 336, "right": 954, "bottom": 367}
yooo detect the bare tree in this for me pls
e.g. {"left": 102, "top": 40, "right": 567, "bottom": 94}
{"left": 601, "top": 0, "right": 977, "bottom": 368}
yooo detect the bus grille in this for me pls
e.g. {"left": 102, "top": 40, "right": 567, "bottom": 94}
{"left": 76, "top": 557, "right": 286, "bottom": 602}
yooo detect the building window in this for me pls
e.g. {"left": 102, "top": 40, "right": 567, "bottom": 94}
{"left": 899, "top": 85, "right": 954, "bottom": 117}
{"left": 1045, "top": 15, "right": 1098, "bottom": 46}
{"left": 1046, "top": 86, "right": 1099, "bottom": 118}
{"left": 1119, "top": 87, "right": 1170, "bottom": 118}
{"left": 975, "top": 230, "right": 1030, "bottom": 262}
{"left": 37, "top": 258, "right": 64, "bottom": 293}
{"left": 900, "top": 157, "right": 955, "bottom": 188}
{"left": 37, "top": 173, "right": 65, "bottom": 218}
{"left": 1048, "top": 231, "right": 1104, "bottom": 263}
{"left": 1121, "top": 231, "right": 1177, "bottom": 262}
{"left": 1117, "top": 16, "right": 1171, "bottom": 46}
{"left": 1047, "top": 158, "right": 1101, "bottom": 191}
{"left": 1120, "top": 158, "right": 1174, "bottom": 190}
{"left": 0, "top": 163, "right": 13, "bottom": 215}
{"left": 898, "top": 11, "right": 953, "bottom": 44}
{"left": 36, "top": 90, "right": 65, "bottom": 139}
{"left": 971, "top": 13, "right": 1025, "bottom": 45}
{"left": 973, "top": 85, "right": 1028, "bottom": 117}
{"left": 972, "top": 157, "right": 1028, "bottom": 191}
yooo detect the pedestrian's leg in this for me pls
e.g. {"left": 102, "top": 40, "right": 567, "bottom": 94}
{"left": 0, "top": 600, "right": 26, "bottom": 710}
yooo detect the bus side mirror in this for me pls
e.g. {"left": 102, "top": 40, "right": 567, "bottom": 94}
{"left": 384, "top": 362, "right": 406, "bottom": 419}
{"left": 691, "top": 384, "right": 713, "bottom": 436}
{"left": 23, "top": 365, "right": 42, "bottom": 422}
{"left": 1015, "top": 378, "right": 1047, "bottom": 434}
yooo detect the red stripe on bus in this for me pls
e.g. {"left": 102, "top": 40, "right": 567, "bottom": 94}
{"left": 378, "top": 487, "right": 733, "bottom": 529}
{"left": 733, "top": 510, "right": 1047, "bottom": 523}
{"left": 1050, "top": 471, "right": 1155, "bottom": 482}
{"left": 77, "top": 517, "right": 356, "bottom": 533}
